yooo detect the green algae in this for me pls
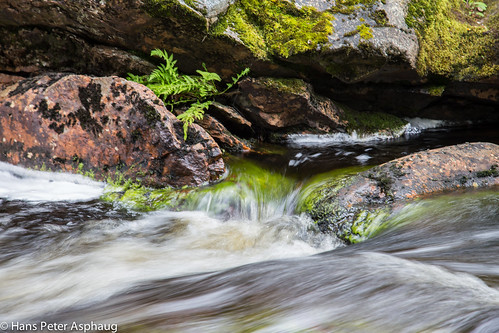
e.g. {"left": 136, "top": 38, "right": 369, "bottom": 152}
{"left": 406, "top": 0, "right": 499, "bottom": 80}
{"left": 297, "top": 166, "right": 394, "bottom": 243}
{"left": 101, "top": 156, "right": 296, "bottom": 215}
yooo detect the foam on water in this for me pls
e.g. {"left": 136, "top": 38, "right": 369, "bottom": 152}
{"left": 287, "top": 117, "right": 451, "bottom": 147}
{"left": 287, "top": 125, "right": 409, "bottom": 147}
{"left": 0, "top": 162, "right": 105, "bottom": 202}
{"left": 404, "top": 117, "right": 450, "bottom": 135}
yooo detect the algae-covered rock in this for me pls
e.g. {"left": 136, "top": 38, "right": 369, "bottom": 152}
{"left": 105, "top": 156, "right": 297, "bottom": 220}
{"left": 301, "top": 142, "right": 499, "bottom": 243}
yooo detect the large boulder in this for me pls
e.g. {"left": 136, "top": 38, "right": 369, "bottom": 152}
{"left": 0, "top": 74, "right": 225, "bottom": 187}
{"left": 300, "top": 142, "right": 499, "bottom": 243}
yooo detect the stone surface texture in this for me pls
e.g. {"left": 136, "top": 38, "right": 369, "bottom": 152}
{"left": 0, "top": 74, "right": 225, "bottom": 187}
{"left": 235, "top": 77, "right": 345, "bottom": 133}
{"left": 306, "top": 142, "right": 499, "bottom": 241}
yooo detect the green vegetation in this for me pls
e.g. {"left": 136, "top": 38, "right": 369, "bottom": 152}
{"left": 476, "top": 164, "right": 499, "bottom": 177}
{"left": 331, "top": 0, "right": 381, "bottom": 15}
{"left": 340, "top": 107, "right": 408, "bottom": 135}
{"left": 406, "top": 0, "right": 498, "bottom": 79}
{"left": 426, "top": 85, "right": 446, "bottom": 96}
{"left": 128, "top": 49, "right": 249, "bottom": 139}
{"left": 297, "top": 166, "right": 390, "bottom": 243}
{"left": 102, "top": 156, "right": 296, "bottom": 215}
{"left": 463, "top": 0, "right": 487, "bottom": 17}
{"left": 211, "top": 0, "right": 335, "bottom": 58}
{"left": 259, "top": 77, "right": 308, "bottom": 94}
{"left": 356, "top": 23, "right": 374, "bottom": 40}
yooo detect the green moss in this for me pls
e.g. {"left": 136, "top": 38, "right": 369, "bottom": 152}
{"left": 212, "top": 0, "right": 335, "bottom": 58}
{"left": 356, "top": 23, "right": 374, "bottom": 40}
{"left": 297, "top": 166, "right": 371, "bottom": 213}
{"left": 370, "top": 9, "right": 389, "bottom": 26}
{"left": 101, "top": 156, "right": 296, "bottom": 214}
{"left": 340, "top": 107, "right": 408, "bottom": 135}
{"left": 343, "top": 29, "right": 359, "bottom": 37}
{"left": 143, "top": 0, "right": 207, "bottom": 28}
{"left": 406, "top": 0, "right": 499, "bottom": 80}
{"left": 476, "top": 164, "right": 499, "bottom": 178}
{"left": 297, "top": 166, "right": 393, "bottom": 243}
{"left": 331, "top": 0, "right": 379, "bottom": 15}
{"left": 426, "top": 84, "right": 446, "bottom": 96}
{"left": 259, "top": 77, "right": 308, "bottom": 94}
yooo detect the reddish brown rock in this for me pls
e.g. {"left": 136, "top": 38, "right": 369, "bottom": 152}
{"left": 306, "top": 142, "right": 499, "bottom": 241}
{"left": 208, "top": 102, "right": 254, "bottom": 138}
{"left": 343, "top": 142, "right": 498, "bottom": 204}
{"left": 198, "top": 114, "right": 250, "bottom": 154}
{"left": 0, "top": 74, "right": 225, "bottom": 187}
{"left": 235, "top": 77, "right": 345, "bottom": 135}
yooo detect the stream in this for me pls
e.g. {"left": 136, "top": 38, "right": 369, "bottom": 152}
{"left": 0, "top": 122, "right": 498, "bottom": 332}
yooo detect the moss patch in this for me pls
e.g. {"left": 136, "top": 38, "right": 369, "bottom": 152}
{"left": 297, "top": 166, "right": 390, "bottom": 243}
{"left": 212, "top": 0, "right": 335, "bottom": 58}
{"left": 340, "top": 108, "right": 407, "bottom": 135}
{"left": 143, "top": 0, "right": 207, "bottom": 28}
{"left": 406, "top": 0, "right": 499, "bottom": 80}
{"left": 259, "top": 77, "right": 308, "bottom": 94}
{"left": 356, "top": 23, "right": 374, "bottom": 40}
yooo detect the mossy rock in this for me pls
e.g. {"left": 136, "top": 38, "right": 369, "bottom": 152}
{"left": 406, "top": 0, "right": 499, "bottom": 80}
{"left": 339, "top": 107, "right": 408, "bottom": 136}
{"left": 211, "top": 0, "right": 335, "bottom": 59}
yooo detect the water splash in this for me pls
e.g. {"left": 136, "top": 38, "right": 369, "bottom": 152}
{"left": 0, "top": 162, "right": 104, "bottom": 202}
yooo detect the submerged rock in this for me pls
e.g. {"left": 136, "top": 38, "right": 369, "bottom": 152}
{"left": 0, "top": 74, "right": 225, "bottom": 187}
{"left": 301, "top": 142, "right": 499, "bottom": 243}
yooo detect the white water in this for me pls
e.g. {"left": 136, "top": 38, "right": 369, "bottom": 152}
{"left": 287, "top": 117, "right": 450, "bottom": 147}
{"left": 0, "top": 162, "right": 105, "bottom": 202}
{"left": 0, "top": 162, "right": 340, "bottom": 322}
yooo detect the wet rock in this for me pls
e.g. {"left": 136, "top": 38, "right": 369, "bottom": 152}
{"left": 207, "top": 102, "right": 254, "bottom": 138}
{"left": 235, "top": 77, "right": 345, "bottom": 135}
{"left": 0, "top": 27, "right": 155, "bottom": 77}
{"left": 0, "top": 73, "right": 24, "bottom": 90}
{"left": 0, "top": 74, "right": 225, "bottom": 187}
{"left": 302, "top": 142, "right": 499, "bottom": 242}
{"left": 322, "top": 0, "right": 419, "bottom": 82}
{"left": 197, "top": 114, "right": 250, "bottom": 153}
{"left": 0, "top": 0, "right": 497, "bottom": 125}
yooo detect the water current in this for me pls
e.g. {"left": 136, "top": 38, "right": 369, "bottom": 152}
{"left": 0, "top": 122, "right": 498, "bottom": 332}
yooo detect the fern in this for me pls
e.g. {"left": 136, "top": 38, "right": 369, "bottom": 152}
{"left": 127, "top": 49, "right": 249, "bottom": 139}
{"left": 177, "top": 101, "right": 212, "bottom": 140}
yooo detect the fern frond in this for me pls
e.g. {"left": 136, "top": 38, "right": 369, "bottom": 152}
{"left": 177, "top": 101, "right": 212, "bottom": 140}
{"left": 127, "top": 49, "right": 250, "bottom": 139}
{"left": 196, "top": 70, "right": 221, "bottom": 83}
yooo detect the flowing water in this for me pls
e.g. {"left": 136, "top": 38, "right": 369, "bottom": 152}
{"left": 0, "top": 123, "right": 498, "bottom": 332}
